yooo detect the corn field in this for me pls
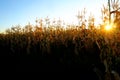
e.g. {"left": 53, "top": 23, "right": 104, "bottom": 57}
{"left": 0, "top": 19, "right": 120, "bottom": 78}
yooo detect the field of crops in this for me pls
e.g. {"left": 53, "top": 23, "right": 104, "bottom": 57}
{"left": 0, "top": 22, "right": 120, "bottom": 79}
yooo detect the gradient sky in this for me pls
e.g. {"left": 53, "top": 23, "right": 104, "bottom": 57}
{"left": 0, "top": 0, "right": 107, "bottom": 32}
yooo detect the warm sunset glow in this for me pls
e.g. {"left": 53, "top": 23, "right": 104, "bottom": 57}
{"left": 105, "top": 22, "right": 115, "bottom": 31}
{"left": 105, "top": 24, "right": 112, "bottom": 31}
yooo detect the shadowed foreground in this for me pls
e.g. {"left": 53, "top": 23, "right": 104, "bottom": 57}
{"left": 0, "top": 29, "right": 120, "bottom": 79}
{"left": 15, "top": 39, "right": 105, "bottom": 80}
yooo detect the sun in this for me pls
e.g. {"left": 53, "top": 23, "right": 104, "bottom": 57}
{"left": 104, "top": 22, "right": 116, "bottom": 31}
{"left": 105, "top": 24, "right": 112, "bottom": 31}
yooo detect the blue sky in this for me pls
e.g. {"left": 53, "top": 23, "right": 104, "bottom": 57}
{"left": 0, "top": 0, "right": 106, "bottom": 32}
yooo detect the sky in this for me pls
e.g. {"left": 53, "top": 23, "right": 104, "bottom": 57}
{"left": 0, "top": 0, "right": 107, "bottom": 32}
